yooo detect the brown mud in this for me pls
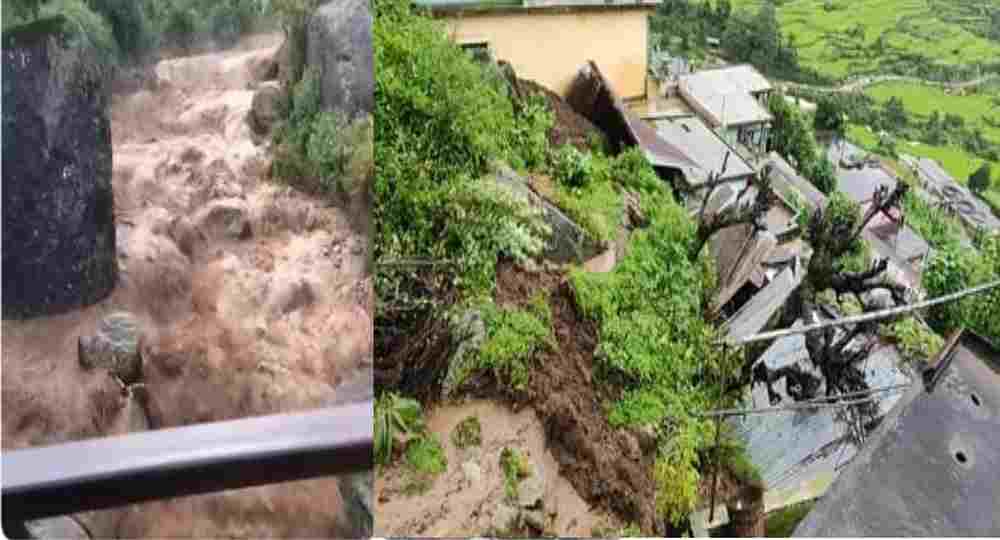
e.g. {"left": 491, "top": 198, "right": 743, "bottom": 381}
{"left": 2, "top": 32, "right": 371, "bottom": 537}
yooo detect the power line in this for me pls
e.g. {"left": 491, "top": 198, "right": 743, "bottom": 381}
{"left": 723, "top": 279, "right": 1000, "bottom": 346}
{"left": 699, "top": 383, "right": 911, "bottom": 418}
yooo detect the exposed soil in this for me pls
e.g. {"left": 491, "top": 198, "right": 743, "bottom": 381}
{"left": 515, "top": 77, "right": 607, "bottom": 151}
{"left": 374, "top": 399, "right": 620, "bottom": 537}
{"left": 496, "top": 262, "right": 660, "bottom": 533}
{"left": 2, "top": 32, "right": 371, "bottom": 538}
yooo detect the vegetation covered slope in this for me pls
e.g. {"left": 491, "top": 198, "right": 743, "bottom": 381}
{"left": 374, "top": 0, "right": 753, "bottom": 530}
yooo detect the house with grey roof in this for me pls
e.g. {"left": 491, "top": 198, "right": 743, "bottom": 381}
{"left": 677, "top": 64, "right": 773, "bottom": 155}
{"left": 644, "top": 113, "right": 755, "bottom": 191}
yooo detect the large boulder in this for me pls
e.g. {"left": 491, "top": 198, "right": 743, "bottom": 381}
{"left": 491, "top": 163, "right": 603, "bottom": 264}
{"left": 250, "top": 82, "right": 284, "bottom": 135}
{"left": 306, "top": 0, "right": 374, "bottom": 120}
{"left": 2, "top": 16, "right": 118, "bottom": 318}
{"left": 78, "top": 312, "right": 144, "bottom": 385}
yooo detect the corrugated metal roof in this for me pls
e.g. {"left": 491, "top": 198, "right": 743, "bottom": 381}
{"left": 678, "top": 65, "right": 773, "bottom": 127}
{"left": 766, "top": 151, "right": 828, "bottom": 211}
{"left": 723, "top": 264, "right": 802, "bottom": 341}
{"left": 651, "top": 115, "right": 755, "bottom": 185}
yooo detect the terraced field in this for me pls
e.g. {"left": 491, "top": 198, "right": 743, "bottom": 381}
{"left": 732, "top": 0, "right": 1000, "bottom": 80}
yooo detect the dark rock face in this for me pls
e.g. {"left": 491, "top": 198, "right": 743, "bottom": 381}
{"left": 2, "top": 17, "right": 117, "bottom": 319}
{"left": 307, "top": 0, "right": 374, "bottom": 120}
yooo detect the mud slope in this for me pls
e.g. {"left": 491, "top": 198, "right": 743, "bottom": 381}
{"left": 2, "top": 33, "right": 372, "bottom": 537}
{"left": 374, "top": 400, "right": 620, "bottom": 537}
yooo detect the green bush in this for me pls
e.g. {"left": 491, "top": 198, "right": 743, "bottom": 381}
{"left": 162, "top": 5, "right": 197, "bottom": 47}
{"left": 881, "top": 317, "right": 944, "bottom": 363}
{"left": 374, "top": 0, "right": 553, "bottom": 301}
{"left": 39, "top": 0, "right": 118, "bottom": 64}
{"left": 551, "top": 145, "right": 595, "bottom": 188}
{"left": 451, "top": 415, "right": 482, "bottom": 449}
{"left": 375, "top": 392, "right": 425, "bottom": 465}
{"left": 474, "top": 298, "right": 552, "bottom": 390}
{"left": 500, "top": 446, "right": 532, "bottom": 501}
{"left": 83, "top": 0, "right": 156, "bottom": 60}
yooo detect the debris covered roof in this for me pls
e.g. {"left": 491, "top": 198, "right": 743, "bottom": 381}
{"left": 765, "top": 151, "right": 828, "bottom": 211}
{"left": 794, "top": 330, "right": 1000, "bottom": 537}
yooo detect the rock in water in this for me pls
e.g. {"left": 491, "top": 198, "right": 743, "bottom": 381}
{"left": 79, "top": 312, "right": 143, "bottom": 384}
{"left": 306, "top": 0, "right": 374, "bottom": 120}
{"left": 2, "top": 16, "right": 117, "bottom": 319}
{"left": 250, "top": 82, "right": 284, "bottom": 135}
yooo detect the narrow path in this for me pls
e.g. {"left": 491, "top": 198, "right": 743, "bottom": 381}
{"left": 2, "top": 33, "right": 372, "bottom": 538}
{"left": 778, "top": 73, "right": 1000, "bottom": 94}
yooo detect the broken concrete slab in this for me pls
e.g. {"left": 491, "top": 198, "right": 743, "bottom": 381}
{"left": 490, "top": 163, "right": 602, "bottom": 264}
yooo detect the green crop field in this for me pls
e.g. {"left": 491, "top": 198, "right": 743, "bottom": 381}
{"left": 864, "top": 81, "right": 1000, "bottom": 144}
{"left": 731, "top": 0, "right": 1000, "bottom": 80}
{"left": 847, "top": 124, "right": 999, "bottom": 192}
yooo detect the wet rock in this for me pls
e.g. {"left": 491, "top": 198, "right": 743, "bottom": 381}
{"left": 195, "top": 199, "right": 252, "bottom": 240}
{"left": 624, "top": 189, "right": 648, "bottom": 229}
{"left": 462, "top": 461, "right": 483, "bottom": 485}
{"left": 269, "top": 277, "right": 316, "bottom": 316}
{"left": 338, "top": 472, "right": 373, "bottom": 537}
{"left": 492, "top": 503, "right": 520, "bottom": 533}
{"left": 24, "top": 516, "right": 90, "bottom": 539}
{"left": 249, "top": 55, "right": 278, "bottom": 82}
{"left": 250, "top": 82, "right": 284, "bottom": 135}
{"left": 306, "top": 0, "right": 374, "bottom": 120}
{"left": 517, "top": 459, "right": 545, "bottom": 509}
{"left": 168, "top": 216, "right": 206, "bottom": 258}
{"left": 3, "top": 16, "right": 117, "bottom": 319}
{"left": 79, "top": 312, "right": 144, "bottom": 384}
{"left": 491, "top": 163, "right": 602, "bottom": 263}
{"left": 522, "top": 508, "right": 547, "bottom": 531}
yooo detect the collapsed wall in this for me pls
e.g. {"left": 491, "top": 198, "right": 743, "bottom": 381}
{"left": 2, "top": 16, "right": 117, "bottom": 319}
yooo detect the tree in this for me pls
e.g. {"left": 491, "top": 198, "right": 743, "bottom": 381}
{"left": 807, "top": 156, "right": 837, "bottom": 194}
{"left": 969, "top": 163, "right": 992, "bottom": 194}
{"left": 814, "top": 96, "right": 846, "bottom": 134}
{"left": 883, "top": 96, "right": 908, "bottom": 129}
{"left": 768, "top": 92, "right": 819, "bottom": 171}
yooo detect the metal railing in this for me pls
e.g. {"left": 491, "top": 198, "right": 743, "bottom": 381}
{"left": 1, "top": 401, "right": 372, "bottom": 535}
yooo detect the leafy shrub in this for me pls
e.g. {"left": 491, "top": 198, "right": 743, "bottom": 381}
{"left": 162, "top": 5, "right": 197, "bottom": 47}
{"left": 551, "top": 145, "right": 595, "bottom": 188}
{"left": 375, "top": 392, "right": 425, "bottom": 465}
{"left": 451, "top": 415, "right": 482, "bottom": 449}
{"left": 474, "top": 299, "right": 552, "bottom": 390}
{"left": 805, "top": 156, "right": 836, "bottom": 195}
{"left": 38, "top": 0, "right": 118, "bottom": 64}
{"left": 374, "top": 0, "right": 553, "bottom": 304}
{"left": 881, "top": 317, "right": 944, "bottom": 363}
{"left": 404, "top": 434, "right": 448, "bottom": 494}
{"left": 84, "top": 0, "right": 155, "bottom": 60}
{"left": 500, "top": 447, "right": 532, "bottom": 501}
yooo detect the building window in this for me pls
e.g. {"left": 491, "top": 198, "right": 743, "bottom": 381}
{"left": 460, "top": 41, "right": 492, "bottom": 64}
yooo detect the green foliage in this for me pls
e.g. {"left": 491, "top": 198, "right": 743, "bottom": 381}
{"left": 38, "top": 0, "right": 118, "bottom": 64}
{"left": 451, "top": 415, "right": 482, "bottom": 449}
{"left": 768, "top": 92, "right": 820, "bottom": 175}
{"left": 405, "top": 434, "right": 448, "bottom": 475}
{"left": 765, "top": 500, "right": 816, "bottom": 538}
{"left": 970, "top": 163, "right": 993, "bottom": 193}
{"left": 271, "top": 68, "right": 374, "bottom": 199}
{"left": 900, "top": 189, "right": 965, "bottom": 249}
{"left": 375, "top": 392, "right": 425, "bottom": 465}
{"left": 474, "top": 298, "right": 552, "bottom": 391}
{"left": 923, "top": 237, "right": 1000, "bottom": 342}
{"left": 814, "top": 96, "right": 846, "bottom": 134}
{"left": 654, "top": 427, "right": 703, "bottom": 525}
{"left": 881, "top": 317, "right": 945, "bottom": 363}
{"left": 551, "top": 145, "right": 595, "bottom": 188}
{"left": 715, "top": 428, "right": 762, "bottom": 486}
{"left": 403, "top": 434, "right": 448, "bottom": 494}
{"left": 83, "top": 0, "right": 155, "bottom": 60}
{"left": 500, "top": 447, "right": 531, "bottom": 502}
{"left": 374, "top": 0, "right": 553, "bottom": 305}
{"left": 805, "top": 156, "right": 837, "bottom": 195}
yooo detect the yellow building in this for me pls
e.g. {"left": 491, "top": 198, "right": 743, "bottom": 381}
{"left": 414, "top": 0, "right": 661, "bottom": 100}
